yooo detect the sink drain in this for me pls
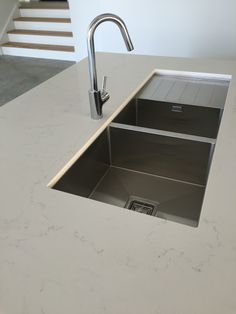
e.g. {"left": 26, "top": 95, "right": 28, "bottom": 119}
{"left": 125, "top": 196, "right": 159, "bottom": 216}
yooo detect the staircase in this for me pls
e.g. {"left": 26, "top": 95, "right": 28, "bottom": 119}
{"left": 1, "top": 1, "right": 76, "bottom": 61}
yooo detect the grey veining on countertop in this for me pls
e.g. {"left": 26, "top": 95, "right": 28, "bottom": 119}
{"left": 0, "top": 53, "right": 236, "bottom": 314}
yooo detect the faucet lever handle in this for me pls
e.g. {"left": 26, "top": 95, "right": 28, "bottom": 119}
{"left": 101, "top": 76, "right": 108, "bottom": 94}
{"left": 101, "top": 75, "right": 110, "bottom": 103}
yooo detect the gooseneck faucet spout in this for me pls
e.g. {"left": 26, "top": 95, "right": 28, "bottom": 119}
{"left": 87, "top": 13, "right": 134, "bottom": 119}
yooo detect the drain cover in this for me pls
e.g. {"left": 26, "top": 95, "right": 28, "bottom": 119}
{"left": 125, "top": 196, "right": 159, "bottom": 216}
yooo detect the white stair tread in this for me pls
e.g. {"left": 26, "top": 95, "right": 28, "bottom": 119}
{"left": 19, "top": 2, "right": 69, "bottom": 9}
{"left": 2, "top": 42, "right": 74, "bottom": 52}
{"left": 7, "top": 29, "right": 73, "bottom": 37}
{"left": 14, "top": 17, "right": 71, "bottom": 23}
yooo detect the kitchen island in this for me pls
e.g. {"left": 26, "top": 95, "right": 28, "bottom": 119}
{"left": 0, "top": 53, "right": 236, "bottom": 314}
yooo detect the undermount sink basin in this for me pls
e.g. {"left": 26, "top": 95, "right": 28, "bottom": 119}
{"left": 113, "top": 98, "right": 222, "bottom": 138}
{"left": 50, "top": 72, "right": 230, "bottom": 227}
{"left": 53, "top": 124, "right": 214, "bottom": 227}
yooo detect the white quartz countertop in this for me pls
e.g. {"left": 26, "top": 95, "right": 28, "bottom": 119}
{"left": 0, "top": 53, "right": 236, "bottom": 314}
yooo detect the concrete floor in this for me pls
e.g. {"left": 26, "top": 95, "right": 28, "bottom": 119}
{"left": 0, "top": 55, "right": 74, "bottom": 106}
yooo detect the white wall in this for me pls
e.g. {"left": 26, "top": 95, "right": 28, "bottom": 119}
{"left": 0, "top": 0, "right": 18, "bottom": 53}
{"left": 0, "top": 0, "right": 18, "bottom": 35}
{"left": 68, "top": 0, "right": 236, "bottom": 61}
{"left": 68, "top": 0, "right": 101, "bottom": 60}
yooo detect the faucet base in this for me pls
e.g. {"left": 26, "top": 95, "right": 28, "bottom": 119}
{"left": 88, "top": 90, "right": 103, "bottom": 119}
{"left": 88, "top": 89, "right": 110, "bottom": 120}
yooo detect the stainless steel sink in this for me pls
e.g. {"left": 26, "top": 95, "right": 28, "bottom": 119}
{"left": 51, "top": 73, "right": 230, "bottom": 227}
{"left": 113, "top": 98, "right": 222, "bottom": 138}
{"left": 53, "top": 124, "right": 214, "bottom": 227}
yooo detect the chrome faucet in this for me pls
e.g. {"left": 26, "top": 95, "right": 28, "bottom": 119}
{"left": 87, "top": 13, "right": 134, "bottom": 119}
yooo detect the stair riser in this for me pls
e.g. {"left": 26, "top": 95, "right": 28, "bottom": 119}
{"left": 14, "top": 21, "right": 72, "bottom": 31}
{"left": 2, "top": 46, "right": 76, "bottom": 61}
{"left": 20, "top": 9, "right": 70, "bottom": 19}
{"left": 8, "top": 34, "right": 74, "bottom": 46}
